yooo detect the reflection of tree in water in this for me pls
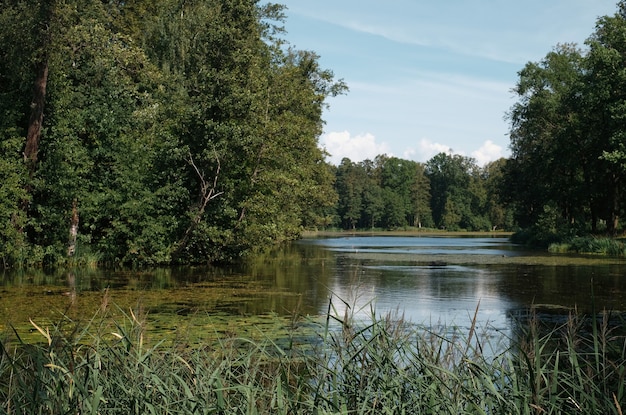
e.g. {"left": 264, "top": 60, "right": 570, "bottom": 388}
{"left": 501, "top": 264, "right": 626, "bottom": 313}
{"left": 507, "top": 307, "right": 626, "bottom": 374}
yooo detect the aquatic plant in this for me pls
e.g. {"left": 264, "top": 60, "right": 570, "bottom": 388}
{"left": 549, "top": 236, "right": 626, "bottom": 257}
{"left": 0, "top": 300, "right": 624, "bottom": 414}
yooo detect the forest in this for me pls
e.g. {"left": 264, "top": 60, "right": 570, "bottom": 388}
{"left": 0, "top": 0, "right": 345, "bottom": 267}
{"left": 3, "top": 0, "right": 626, "bottom": 267}
{"left": 330, "top": 154, "right": 512, "bottom": 232}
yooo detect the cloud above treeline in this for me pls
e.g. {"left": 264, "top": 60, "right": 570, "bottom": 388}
{"left": 320, "top": 131, "right": 391, "bottom": 165}
{"left": 320, "top": 131, "right": 503, "bottom": 166}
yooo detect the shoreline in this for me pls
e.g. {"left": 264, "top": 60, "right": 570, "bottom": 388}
{"left": 301, "top": 229, "right": 514, "bottom": 238}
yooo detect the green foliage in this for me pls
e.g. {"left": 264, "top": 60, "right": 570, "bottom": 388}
{"left": 0, "top": 0, "right": 344, "bottom": 266}
{"left": 549, "top": 236, "right": 626, "bottom": 256}
{"left": 333, "top": 156, "right": 437, "bottom": 230}
{"left": 0, "top": 136, "right": 29, "bottom": 267}
{"left": 506, "top": 2, "right": 626, "bottom": 237}
{"left": 426, "top": 152, "right": 493, "bottom": 231}
{"left": 2, "top": 302, "right": 625, "bottom": 414}
{"left": 331, "top": 152, "right": 515, "bottom": 232}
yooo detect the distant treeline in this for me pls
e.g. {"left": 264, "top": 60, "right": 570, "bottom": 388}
{"left": 328, "top": 153, "right": 513, "bottom": 232}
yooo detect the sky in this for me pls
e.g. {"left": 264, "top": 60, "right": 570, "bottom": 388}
{"left": 278, "top": 0, "right": 619, "bottom": 166}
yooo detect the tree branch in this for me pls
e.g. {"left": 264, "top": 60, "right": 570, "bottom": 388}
{"left": 171, "top": 151, "right": 223, "bottom": 261}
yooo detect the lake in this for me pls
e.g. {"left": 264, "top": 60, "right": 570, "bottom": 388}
{"left": 2, "top": 235, "right": 626, "bottom": 343}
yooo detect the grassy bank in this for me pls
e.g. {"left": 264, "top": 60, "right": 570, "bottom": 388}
{"left": 1, "top": 303, "right": 625, "bottom": 414}
{"left": 549, "top": 236, "right": 626, "bottom": 256}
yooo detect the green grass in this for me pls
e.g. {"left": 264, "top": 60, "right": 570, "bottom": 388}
{"left": 549, "top": 236, "right": 626, "bottom": 256}
{"left": 1, "top": 301, "right": 625, "bottom": 414}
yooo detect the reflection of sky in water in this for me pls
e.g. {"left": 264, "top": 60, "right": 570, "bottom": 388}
{"left": 326, "top": 263, "right": 512, "bottom": 336}
{"left": 309, "top": 236, "right": 523, "bottom": 256}
{"left": 302, "top": 236, "right": 626, "bottom": 352}
{"left": 312, "top": 237, "right": 517, "bottom": 334}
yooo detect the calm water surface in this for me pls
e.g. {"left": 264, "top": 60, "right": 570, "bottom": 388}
{"left": 2, "top": 236, "right": 626, "bottom": 338}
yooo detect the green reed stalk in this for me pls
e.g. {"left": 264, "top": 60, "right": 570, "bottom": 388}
{"left": 1, "top": 296, "right": 625, "bottom": 414}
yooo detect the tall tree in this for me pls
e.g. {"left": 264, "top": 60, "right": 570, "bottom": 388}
{"left": 426, "top": 153, "right": 482, "bottom": 230}
{"left": 137, "top": 0, "right": 345, "bottom": 261}
{"left": 584, "top": 3, "right": 626, "bottom": 233}
{"left": 0, "top": 0, "right": 345, "bottom": 266}
{"left": 335, "top": 158, "right": 365, "bottom": 230}
{"left": 483, "top": 158, "right": 514, "bottom": 231}
{"left": 506, "top": 44, "right": 589, "bottom": 231}
{"left": 506, "top": 2, "right": 626, "bottom": 236}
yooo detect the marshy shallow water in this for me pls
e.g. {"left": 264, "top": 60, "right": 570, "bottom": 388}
{"left": 2, "top": 235, "right": 626, "bottom": 343}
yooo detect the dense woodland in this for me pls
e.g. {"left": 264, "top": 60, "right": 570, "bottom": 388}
{"left": 331, "top": 154, "right": 512, "bottom": 232}
{"left": 505, "top": 1, "right": 626, "bottom": 241}
{"left": 0, "top": 0, "right": 345, "bottom": 266}
{"left": 4, "top": 1, "right": 626, "bottom": 267}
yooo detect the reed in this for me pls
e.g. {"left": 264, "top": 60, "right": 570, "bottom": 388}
{"left": 0, "top": 299, "right": 624, "bottom": 414}
{"left": 549, "top": 236, "right": 626, "bottom": 256}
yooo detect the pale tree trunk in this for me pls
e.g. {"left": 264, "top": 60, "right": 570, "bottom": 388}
{"left": 67, "top": 199, "right": 79, "bottom": 257}
{"left": 171, "top": 152, "right": 223, "bottom": 261}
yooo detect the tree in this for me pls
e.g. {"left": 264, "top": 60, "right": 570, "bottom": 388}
{"left": 483, "top": 158, "right": 514, "bottom": 231}
{"left": 506, "top": 2, "right": 626, "bottom": 236}
{"left": 0, "top": 0, "right": 346, "bottom": 266}
{"left": 426, "top": 153, "right": 484, "bottom": 230}
{"left": 506, "top": 44, "right": 589, "bottom": 231}
{"left": 378, "top": 156, "right": 415, "bottom": 227}
{"left": 411, "top": 162, "right": 433, "bottom": 228}
{"left": 584, "top": 4, "right": 626, "bottom": 233}
{"left": 335, "top": 158, "right": 365, "bottom": 230}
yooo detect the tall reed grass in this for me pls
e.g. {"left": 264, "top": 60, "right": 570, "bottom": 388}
{"left": 549, "top": 236, "right": 626, "bottom": 256}
{"left": 0, "top": 299, "right": 624, "bottom": 414}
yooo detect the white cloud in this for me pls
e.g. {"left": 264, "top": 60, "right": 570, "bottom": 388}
{"left": 321, "top": 131, "right": 391, "bottom": 165}
{"left": 471, "top": 140, "right": 504, "bottom": 166}
{"left": 402, "top": 148, "right": 416, "bottom": 160}
{"left": 292, "top": 0, "right": 616, "bottom": 65}
{"left": 417, "top": 139, "right": 454, "bottom": 162}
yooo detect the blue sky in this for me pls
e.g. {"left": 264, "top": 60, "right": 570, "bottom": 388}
{"left": 279, "top": 0, "right": 618, "bottom": 166}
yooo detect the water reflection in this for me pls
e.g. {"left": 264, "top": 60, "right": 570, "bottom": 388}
{"left": 2, "top": 236, "right": 626, "bottom": 340}
{"left": 316, "top": 236, "right": 523, "bottom": 256}
{"left": 297, "top": 236, "right": 626, "bottom": 334}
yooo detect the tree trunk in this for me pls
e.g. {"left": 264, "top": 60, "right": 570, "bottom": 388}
{"left": 171, "top": 152, "right": 222, "bottom": 262}
{"left": 23, "top": 60, "right": 49, "bottom": 172}
{"left": 67, "top": 199, "right": 79, "bottom": 257}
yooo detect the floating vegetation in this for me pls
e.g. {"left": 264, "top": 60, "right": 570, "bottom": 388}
{"left": 1, "top": 299, "right": 625, "bottom": 414}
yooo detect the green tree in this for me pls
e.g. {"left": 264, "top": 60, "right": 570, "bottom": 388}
{"left": 137, "top": 0, "right": 345, "bottom": 261}
{"left": 506, "top": 2, "right": 626, "bottom": 237}
{"left": 411, "top": 162, "right": 433, "bottom": 228}
{"left": 426, "top": 153, "right": 483, "bottom": 230}
{"left": 506, "top": 44, "right": 589, "bottom": 231}
{"left": 0, "top": 0, "right": 345, "bottom": 266}
{"left": 378, "top": 156, "right": 416, "bottom": 228}
{"left": 483, "top": 158, "right": 514, "bottom": 230}
{"left": 335, "top": 158, "right": 365, "bottom": 230}
{"left": 584, "top": 3, "right": 626, "bottom": 234}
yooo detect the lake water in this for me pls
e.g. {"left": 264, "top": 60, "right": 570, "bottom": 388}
{"left": 302, "top": 235, "right": 626, "bottom": 333}
{"left": 2, "top": 235, "right": 626, "bottom": 341}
